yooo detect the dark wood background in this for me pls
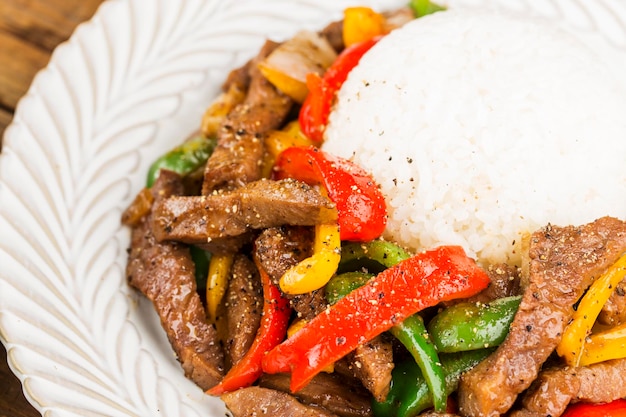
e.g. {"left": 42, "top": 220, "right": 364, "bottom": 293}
{"left": 0, "top": 1, "right": 105, "bottom": 415}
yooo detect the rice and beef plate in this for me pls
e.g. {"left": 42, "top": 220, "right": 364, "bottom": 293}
{"left": 122, "top": 3, "right": 626, "bottom": 417}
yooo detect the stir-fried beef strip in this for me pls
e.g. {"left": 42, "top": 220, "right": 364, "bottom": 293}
{"left": 466, "top": 263, "right": 521, "bottom": 304}
{"left": 254, "top": 226, "right": 328, "bottom": 319}
{"left": 125, "top": 170, "right": 224, "bottom": 390}
{"left": 458, "top": 216, "right": 626, "bottom": 417}
{"left": 259, "top": 373, "right": 373, "bottom": 417}
{"left": 320, "top": 20, "right": 345, "bottom": 53}
{"left": 221, "top": 59, "right": 252, "bottom": 93}
{"left": 222, "top": 386, "right": 339, "bottom": 417}
{"left": 335, "top": 335, "right": 395, "bottom": 403}
{"left": 152, "top": 178, "right": 337, "bottom": 246}
{"left": 202, "top": 40, "right": 294, "bottom": 194}
{"left": 598, "top": 277, "right": 626, "bottom": 326}
{"left": 511, "top": 358, "right": 626, "bottom": 417}
{"left": 218, "top": 254, "right": 263, "bottom": 371}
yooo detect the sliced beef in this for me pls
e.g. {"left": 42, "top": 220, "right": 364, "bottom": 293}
{"left": 260, "top": 373, "right": 373, "bottom": 417}
{"left": 222, "top": 386, "right": 339, "bottom": 417}
{"left": 458, "top": 217, "right": 626, "bottom": 417}
{"left": 466, "top": 263, "right": 521, "bottom": 304}
{"left": 511, "top": 358, "right": 626, "bottom": 417}
{"left": 202, "top": 40, "right": 293, "bottom": 194}
{"left": 221, "top": 59, "right": 252, "bottom": 93}
{"left": 152, "top": 178, "right": 337, "bottom": 245}
{"left": 254, "top": 226, "right": 314, "bottom": 285}
{"left": 254, "top": 226, "right": 328, "bottom": 319}
{"left": 335, "top": 335, "right": 394, "bottom": 403}
{"left": 320, "top": 20, "right": 344, "bottom": 53}
{"left": 221, "top": 254, "right": 263, "bottom": 370}
{"left": 598, "top": 277, "right": 626, "bottom": 326}
{"left": 125, "top": 170, "right": 224, "bottom": 390}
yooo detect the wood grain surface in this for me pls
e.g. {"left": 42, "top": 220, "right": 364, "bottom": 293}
{"left": 0, "top": 1, "right": 105, "bottom": 415}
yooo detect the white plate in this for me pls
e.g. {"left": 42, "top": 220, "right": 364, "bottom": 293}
{"left": 1, "top": 0, "right": 625, "bottom": 416}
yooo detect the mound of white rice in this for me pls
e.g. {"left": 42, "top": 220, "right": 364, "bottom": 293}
{"left": 323, "top": 9, "right": 626, "bottom": 264}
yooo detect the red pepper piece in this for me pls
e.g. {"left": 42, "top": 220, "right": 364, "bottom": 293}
{"left": 262, "top": 245, "right": 490, "bottom": 392}
{"left": 562, "top": 399, "right": 626, "bottom": 417}
{"left": 273, "top": 145, "right": 386, "bottom": 242}
{"left": 207, "top": 260, "right": 291, "bottom": 395}
{"left": 299, "top": 37, "right": 381, "bottom": 142}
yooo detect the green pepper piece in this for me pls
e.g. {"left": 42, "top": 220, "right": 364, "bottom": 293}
{"left": 396, "top": 349, "right": 494, "bottom": 417}
{"left": 146, "top": 135, "right": 217, "bottom": 187}
{"left": 339, "top": 240, "right": 411, "bottom": 274}
{"left": 325, "top": 271, "right": 374, "bottom": 304}
{"left": 190, "top": 245, "right": 212, "bottom": 291}
{"left": 390, "top": 314, "right": 447, "bottom": 413}
{"left": 372, "top": 357, "right": 425, "bottom": 417}
{"left": 428, "top": 295, "right": 522, "bottom": 353}
{"left": 409, "top": 0, "right": 446, "bottom": 18}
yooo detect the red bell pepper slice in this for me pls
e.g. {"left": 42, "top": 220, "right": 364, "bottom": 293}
{"left": 299, "top": 36, "right": 381, "bottom": 142}
{"left": 262, "top": 245, "right": 490, "bottom": 392}
{"left": 562, "top": 399, "right": 626, "bottom": 417}
{"left": 273, "top": 145, "right": 386, "bottom": 242}
{"left": 206, "top": 259, "right": 291, "bottom": 395}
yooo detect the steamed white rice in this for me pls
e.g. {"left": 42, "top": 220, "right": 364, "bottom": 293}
{"left": 323, "top": 9, "right": 626, "bottom": 264}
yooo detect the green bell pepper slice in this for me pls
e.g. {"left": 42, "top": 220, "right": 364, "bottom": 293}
{"left": 339, "top": 240, "right": 411, "bottom": 274}
{"left": 146, "top": 134, "right": 217, "bottom": 187}
{"left": 373, "top": 348, "right": 494, "bottom": 417}
{"left": 428, "top": 295, "right": 522, "bottom": 353}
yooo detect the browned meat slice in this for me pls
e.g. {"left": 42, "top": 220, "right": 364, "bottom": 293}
{"left": 153, "top": 178, "right": 337, "bottom": 245}
{"left": 222, "top": 386, "right": 339, "bottom": 417}
{"left": 202, "top": 40, "right": 293, "bottom": 194}
{"left": 126, "top": 170, "right": 224, "bottom": 390}
{"left": 221, "top": 59, "right": 252, "bottom": 93}
{"left": 458, "top": 217, "right": 626, "bottom": 417}
{"left": 254, "top": 226, "right": 329, "bottom": 319}
{"left": 511, "top": 358, "right": 626, "bottom": 417}
{"left": 320, "top": 20, "right": 344, "bottom": 53}
{"left": 335, "top": 335, "right": 394, "bottom": 402}
{"left": 220, "top": 254, "right": 263, "bottom": 370}
{"left": 598, "top": 277, "right": 626, "bottom": 326}
{"left": 255, "top": 226, "right": 314, "bottom": 285}
{"left": 260, "top": 373, "right": 373, "bottom": 417}
{"left": 466, "top": 263, "right": 521, "bottom": 304}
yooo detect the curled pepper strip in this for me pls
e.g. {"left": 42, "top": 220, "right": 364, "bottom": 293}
{"left": 557, "top": 252, "right": 626, "bottom": 366}
{"left": 274, "top": 146, "right": 387, "bottom": 242}
{"left": 579, "top": 322, "right": 626, "bottom": 367}
{"left": 262, "top": 245, "right": 490, "bottom": 392}
{"left": 207, "top": 260, "right": 291, "bottom": 396}
{"left": 206, "top": 253, "right": 234, "bottom": 323}
{"left": 279, "top": 222, "right": 341, "bottom": 294}
{"left": 390, "top": 315, "right": 447, "bottom": 412}
{"left": 299, "top": 37, "right": 381, "bottom": 142}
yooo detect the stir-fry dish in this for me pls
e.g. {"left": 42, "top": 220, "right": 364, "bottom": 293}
{"left": 122, "top": 2, "right": 626, "bottom": 416}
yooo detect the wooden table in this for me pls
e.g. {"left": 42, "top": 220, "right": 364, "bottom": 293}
{"left": 0, "top": 1, "right": 105, "bottom": 415}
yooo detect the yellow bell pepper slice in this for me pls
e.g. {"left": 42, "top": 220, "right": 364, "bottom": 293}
{"left": 556, "top": 252, "right": 626, "bottom": 366}
{"left": 201, "top": 83, "right": 246, "bottom": 138}
{"left": 206, "top": 253, "right": 234, "bottom": 323}
{"left": 262, "top": 121, "right": 314, "bottom": 178}
{"left": 579, "top": 322, "right": 626, "bottom": 366}
{"left": 342, "top": 6, "right": 386, "bottom": 47}
{"left": 279, "top": 222, "right": 341, "bottom": 295}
